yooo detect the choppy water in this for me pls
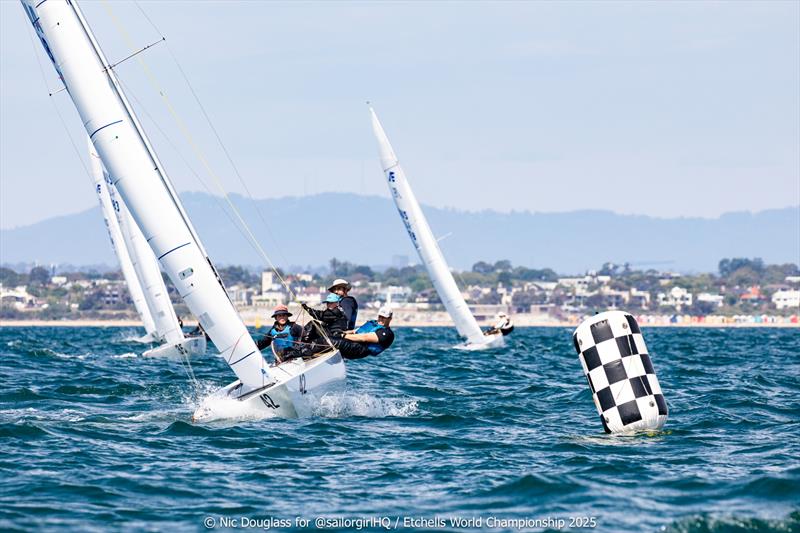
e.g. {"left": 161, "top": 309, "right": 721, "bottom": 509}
{"left": 0, "top": 326, "right": 798, "bottom": 532}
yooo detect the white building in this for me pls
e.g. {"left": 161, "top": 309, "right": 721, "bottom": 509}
{"left": 772, "top": 290, "right": 800, "bottom": 310}
{"left": 0, "top": 286, "right": 36, "bottom": 310}
{"left": 261, "top": 271, "right": 283, "bottom": 293}
{"left": 697, "top": 293, "right": 724, "bottom": 307}
{"left": 657, "top": 287, "right": 693, "bottom": 309}
{"left": 629, "top": 288, "right": 651, "bottom": 309}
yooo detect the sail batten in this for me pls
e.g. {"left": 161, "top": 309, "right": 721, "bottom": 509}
{"left": 370, "top": 108, "right": 487, "bottom": 346}
{"left": 24, "top": 0, "right": 270, "bottom": 388}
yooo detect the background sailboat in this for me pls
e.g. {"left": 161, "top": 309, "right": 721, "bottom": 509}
{"left": 89, "top": 139, "right": 205, "bottom": 357}
{"left": 89, "top": 138, "right": 157, "bottom": 343}
{"left": 370, "top": 107, "right": 505, "bottom": 350}
{"left": 23, "top": 0, "right": 345, "bottom": 419}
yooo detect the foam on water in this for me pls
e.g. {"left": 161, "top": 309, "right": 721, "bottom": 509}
{"left": 111, "top": 352, "right": 138, "bottom": 359}
{"left": 313, "top": 391, "right": 419, "bottom": 418}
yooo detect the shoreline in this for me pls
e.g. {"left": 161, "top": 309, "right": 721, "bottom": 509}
{"left": 0, "top": 319, "right": 796, "bottom": 329}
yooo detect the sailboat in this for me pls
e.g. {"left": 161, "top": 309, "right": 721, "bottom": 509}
{"left": 23, "top": 0, "right": 345, "bottom": 419}
{"left": 370, "top": 107, "right": 506, "bottom": 350}
{"left": 89, "top": 139, "right": 206, "bottom": 358}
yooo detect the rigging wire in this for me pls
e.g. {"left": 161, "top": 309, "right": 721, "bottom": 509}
{"left": 100, "top": 1, "right": 286, "bottom": 291}
{"left": 132, "top": 0, "right": 292, "bottom": 271}
{"left": 25, "top": 24, "right": 93, "bottom": 186}
{"left": 27, "top": 24, "right": 208, "bottom": 383}
{"left": 117, "top": 76, "right": 259, "bottom": 261}
{"left": 102, "top": 0, "right": 334, "bottom": 347}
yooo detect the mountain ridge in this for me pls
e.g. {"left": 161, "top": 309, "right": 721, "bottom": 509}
{"left": 1, "top": 192, "right": 797, "bottom": 274}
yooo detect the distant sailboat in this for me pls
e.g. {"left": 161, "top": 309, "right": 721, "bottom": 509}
{"left": 23, "top": 0, "right": 345, "bottom": 419}
{"left": 369, "top": 107, "right": 506, "bottom": 350}
{"left": 89, "top": 139, "right": 205, "bottom": 357}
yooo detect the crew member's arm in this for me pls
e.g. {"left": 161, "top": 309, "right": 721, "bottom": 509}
{"left": 256, "top": 334, "right": 273, "bottom": 350}
{"left": 303, "top": 304, "right": 323, "bottom": 321}
{"left": 343, "top": 331, "right": 379, "bottom": 343}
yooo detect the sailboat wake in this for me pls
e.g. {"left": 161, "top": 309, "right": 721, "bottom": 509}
{"left": 313, "top": 392, "right": 419, "bottom": 419}
{"left": 187, "top": 380, "right": 417, "bottom": 422}
{"left": 183, "top": 381, "right": 280, "bottom": 423}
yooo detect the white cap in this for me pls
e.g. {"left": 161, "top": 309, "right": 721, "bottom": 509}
{"left": 378, "top": 305, "right": 393, "bottom": 318}
{"left": 328, "top": 278, "right": 351, "bottom": 291}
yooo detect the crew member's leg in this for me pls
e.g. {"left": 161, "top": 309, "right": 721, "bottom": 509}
{"left": 333, "top": 338, "right": 372, "bottom": 360}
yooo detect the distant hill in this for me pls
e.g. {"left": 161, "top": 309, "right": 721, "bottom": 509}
{"left": 1, "top": 192, "right": 797, "bottom": 274}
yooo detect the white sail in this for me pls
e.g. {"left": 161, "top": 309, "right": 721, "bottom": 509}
{"left": 24, "top": 0, "right": 271, "bottom": 389}
{"left": 88, "top": 138, "right": 157, "bottom": 340}
{"left": 107, "top": 178, "right": 184, "bottom": 344}
{"left": 370, "top": 107, "right": 500, "bottom": 347}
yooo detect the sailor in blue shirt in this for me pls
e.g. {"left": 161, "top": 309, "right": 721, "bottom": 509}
{"left": 334, "top": 306, "right": 395, "bottom": 360}
{"left": 256, "top": 304, "right": 303, "bottom": 362}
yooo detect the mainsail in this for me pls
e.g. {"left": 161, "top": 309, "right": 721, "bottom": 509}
{"left": 24, "top": 0, "right": 271, "bottom": 389}
{"left": 89, "top": 140, "right": 183, "bottom": 344}
{"left": 89, "top": 138, "right": 157, "bottom": 340}
{"left": 370, "top": 107, "right": 495, "bottom": 346}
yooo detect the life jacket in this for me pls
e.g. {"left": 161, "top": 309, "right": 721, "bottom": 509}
{"left": 269, "top": 322, "right": 298, "bottom": 353}
{"left": 356, "top": 320, "right": 387, "bottom": 355}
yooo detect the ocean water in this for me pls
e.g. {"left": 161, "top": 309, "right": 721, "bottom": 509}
{"left": 0, "top": 326, "right": 797, "bottom": 532}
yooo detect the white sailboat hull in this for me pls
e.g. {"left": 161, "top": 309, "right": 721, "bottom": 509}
{"left": 142, "top": 335, "right": 207, "bottom": 359}
{"left": 192, "top": 350, "right": 347, "bottom": 421}
{"left": 458, "top": 331, "right": 506, "bottom": 351}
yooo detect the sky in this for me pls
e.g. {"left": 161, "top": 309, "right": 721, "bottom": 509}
{"left": 1, "top": 0, "right": 798, "bottom": 230}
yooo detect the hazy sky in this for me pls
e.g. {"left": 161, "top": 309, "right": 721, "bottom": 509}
{"left": 1, "top": 0, "right": 798, "bottom": 230}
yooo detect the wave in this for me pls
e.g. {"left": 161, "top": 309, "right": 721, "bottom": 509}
{"left": 664, "top": 510, "right": 799, "bottom": 533}
{"left": 313, "top": 391, "right": 419, "bottom": 418}
{"left": 110, "top": 352, "right": 138, "bottom": 359}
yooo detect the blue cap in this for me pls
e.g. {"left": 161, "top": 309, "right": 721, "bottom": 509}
{"left": 324, "top": 293, "right": 341, "bottom": 304}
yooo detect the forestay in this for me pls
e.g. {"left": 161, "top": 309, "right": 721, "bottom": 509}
{"left": 24, "top": 0, "right": 271, "bottom": 389}
{"left": 370, "top": 108, "right": 488, "bottom": 346}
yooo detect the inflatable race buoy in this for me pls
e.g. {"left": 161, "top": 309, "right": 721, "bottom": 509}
{"left": 573, "top": 311, "right": 668, "bottom": 434}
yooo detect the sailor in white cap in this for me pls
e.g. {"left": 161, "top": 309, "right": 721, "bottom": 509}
{"left": 328, "top": 278, "right": 358, "bottom": 330}
{"left": 335, "top": 305, "right": 395, "bottom": 360}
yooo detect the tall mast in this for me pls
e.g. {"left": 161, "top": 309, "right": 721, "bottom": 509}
{"left": 23, "top": 0, "right": 271, "bottom": 389}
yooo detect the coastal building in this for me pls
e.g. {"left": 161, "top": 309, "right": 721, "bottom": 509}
{"left": 628, "top": 288, "right": 651, "bottom": 309}
{"left": 657, "top": 287, "right": 693, "bottom": 309}
{"left": 739, "top": 286, "right": 764, "bottom": 303}
{"left": 0, "top": 285, "right": 37, "bottom": 310}
{"left": 227, "top": 284, "right": 257, "bottom": 307}
{"left": 772, "top": 289, "right": 800, "bottom": 310}
{"left": 697, "top": 293, "right": 725, "bottom": 307}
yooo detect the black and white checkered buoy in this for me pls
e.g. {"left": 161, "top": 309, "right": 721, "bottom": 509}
{"left": 573, "top": 311, "right": 668, "bottom": 434}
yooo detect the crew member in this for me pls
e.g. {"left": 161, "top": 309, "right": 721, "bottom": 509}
{"left": 329, "top": 278, "right": 358, "bottom": 330}
{"left": 300, "top": 294, "right": 349, "bottom": 355}
{"left": 334, "top": 306, "right": 395, "bottom": 360}
{"left": 484, "top": 312, "right": 514, "bottom": 336}
{"left": 257, "top": 304, "right": 303, "bottom": 362}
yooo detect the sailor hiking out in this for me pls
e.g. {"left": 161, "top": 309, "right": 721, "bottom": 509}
{"left": 484, "top": 312, "right": 514, "bottom": 337}
{"left": 334, "top": 306, "right": 395, "bottom": 360}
